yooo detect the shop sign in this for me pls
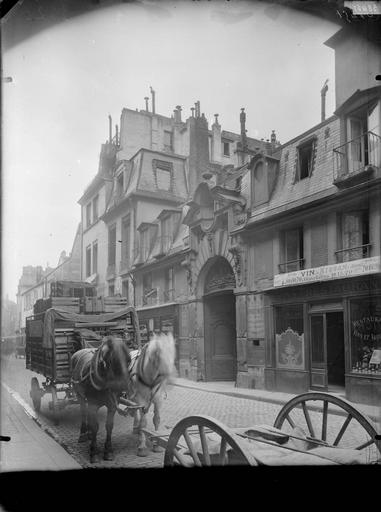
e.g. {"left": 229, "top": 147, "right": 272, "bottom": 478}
{"left": 352, "top": 316, "right": 381, "bottom": 342}
{"left": 274, "top": 256, "right": 381, "bottom": 288}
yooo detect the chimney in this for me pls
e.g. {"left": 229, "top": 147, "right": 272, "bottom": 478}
{"left": 108, "top": 115, "right": 112, "bottom": 143}
{"left": 240, "top": 108, "right": 247, "bottom": 164}
{"left": 321, "top": 79, "right": 329, "bottom": 122}
{"left": 150, "top": 86, "right": 156, "bottom": 114}
{"left": 212, "top": 114, "right": 222, "bottom": 163}
{"left": 270, "top": 130, "right": 276, "bottom": 153}
{"left": 144, "top": 96, "right": 149, "bottom": 112}
{"left": 187, "top": 107, "right": 210, "bottom": 194}
{"left": 115, "top": 124, "right": 119, "bottom": 145}
{"left": 195, "top": 101, "right": 200, "bottom": 118}
{"left": 174, "top": 105, "right": 182, "bottom": 123}
{"left": 191, "top": 107, "right": 195, "bottom": 118}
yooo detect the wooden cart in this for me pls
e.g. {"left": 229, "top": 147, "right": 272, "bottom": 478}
{"left": 26, "top": 305, "right": 140, "bottom": 424}
{"left": 143, "top": 392, "right": 381, "bottom": 466}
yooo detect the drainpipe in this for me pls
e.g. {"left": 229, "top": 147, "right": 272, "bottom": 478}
{"left": 321, "top": 79, "right": 329, "bottom": 122}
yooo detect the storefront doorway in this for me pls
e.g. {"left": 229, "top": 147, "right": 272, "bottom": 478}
{"left": 310, "top": 311, "right": 345, "bottom": 390}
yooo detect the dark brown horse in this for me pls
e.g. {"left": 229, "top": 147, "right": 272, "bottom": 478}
{"left": 71, "top": 336, "right": 131, "bottom": 463}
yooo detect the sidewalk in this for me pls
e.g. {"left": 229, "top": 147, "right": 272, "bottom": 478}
{"left": 0, "top": 385, "right": 81, "bottom": 472}
{"left": 172, "top": 377, "right": 381, "bottom": 425}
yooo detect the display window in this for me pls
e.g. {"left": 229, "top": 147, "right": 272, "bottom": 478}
{"left": 274, "top": 304, "right": 305, "bottom": 369}
{"left": 350, "top": 296, "right": 381, "bottom": 375}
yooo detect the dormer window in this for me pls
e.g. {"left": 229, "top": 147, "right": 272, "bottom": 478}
{"left": 252, "top": 161, "right": 268, "bottom": 205}
{"left": 153, "top": 159, "right": 173, "bottom": 191}
{"left": 295, "top": 137, "right": 316, "bottom": 181}
{"left": 164, "top": 130, "right": 173, "bottom": 152}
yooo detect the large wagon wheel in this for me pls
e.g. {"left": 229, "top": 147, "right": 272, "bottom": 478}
{"left": 30, "top": 377, "right": 42, "bottom": 412}
{"left": 164, "top": 415, "right": 258, "bottom": 467}
{"left": 273, "top": 392, "right": 381, "bottom": 462}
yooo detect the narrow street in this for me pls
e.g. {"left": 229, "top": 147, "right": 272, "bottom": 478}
{"left": 1, "top": 354, "right": 379, "bottom": 470}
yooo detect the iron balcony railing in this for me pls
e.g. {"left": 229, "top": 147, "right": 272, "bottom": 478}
{"left": 163, "top": 289, "right": 175, "bottom": 302}
{"left": 278, "top": 258, "right": 305, "bottom": 273}
{"left": 335, "top": 244, "right": 371, "bottom": 263}
{"left": 333, "top": 131, "right": 381, "bottom": 182}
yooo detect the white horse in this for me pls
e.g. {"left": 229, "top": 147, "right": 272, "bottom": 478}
{"left": 126, "top": 332, "right": 176, "bottom": 456}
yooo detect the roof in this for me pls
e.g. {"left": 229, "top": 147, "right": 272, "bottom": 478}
{"left": 334, "top": 86, "right": 381, "bottom": 116}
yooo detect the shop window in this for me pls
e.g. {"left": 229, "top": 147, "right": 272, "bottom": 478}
{"left": 350, "top": 297, "right": 381, "bottom": 375}
{"left": 336, "top": 210, "right": 370, "bottom": 262}
{"left": 275, "top": 305, "right": 305, "bottom": 369}
{"left": 279, "top": 227, "right": 304, "bottom": 273}
{"left": 86, "top": 245, "right": 91, "bottom": 278}
{"left": 295, "top": 138, "right": 316, "bottom": 181}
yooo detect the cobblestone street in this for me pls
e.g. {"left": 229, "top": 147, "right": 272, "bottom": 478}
{"left": 2, "top": 355, "right": 379, "bottom": 469}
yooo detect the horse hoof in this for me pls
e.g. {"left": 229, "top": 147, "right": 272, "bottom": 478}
{"left": 103, "top": 451, "right": 114, "bottom": 461}
{"left": 90, "top": 453, "right": 101, "bottom": 464}
{"left": 78, "top": 433, "right": 89, "bottom": 443}
{"left": 137, "top": 447, "right": 149, "bottom": 457}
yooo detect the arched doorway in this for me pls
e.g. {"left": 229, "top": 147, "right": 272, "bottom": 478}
{"left": 203, "top": 257, "right": 237, "bottom": 381}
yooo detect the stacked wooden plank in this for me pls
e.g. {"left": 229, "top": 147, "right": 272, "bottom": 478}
{"left": 33, "top": 297, "right": 80, "bottom": 315}
{"left": 103, "top": 297, "right": 128, "bottom": 313}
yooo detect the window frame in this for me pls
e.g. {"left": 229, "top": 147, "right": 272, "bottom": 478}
{"left": 92, "top": 240, "right": 98, "bottom": 274}
{"left": 279, "top": 226, "right": 305, "bottom": 273}
{"left": 108, "top": 224, "right": 117, "bottom": 266}
{"left": 223, "top": 141, "right": 230, "bottom": 157}
{"left": 152, "top": 159, "right": 174, "bottom": 192}
{"left": 295, "top": 136, "right": 317, "bottom": 182}
{"left": 86, "top": 245, "right": 92, "bottom": 278}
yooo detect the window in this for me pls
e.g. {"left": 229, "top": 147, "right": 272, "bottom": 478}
{"left": 164, "top": 267, "right": 174, "bottom": 301}
{"left": 141, "top": 229, "right": 151, "bottom": 260}
{"left": 161, "top": 216, "right": 172, "bottom": 252}
{"left": 121, "top": 215, "right": 130, "bottom": 264}
{"left": 122, "top": 280, "right": 129, "bottom": 302}
{"left": 86, "top": 203, "right": 91, "bottom": 228}
{"left": 108, "top": 281, "right": 115, "bottom": 297}
{"left": 153, "top": 160, "right": 173, "bottom": 191}
{"left": 279, "top": 227, "right": 304, "bottom": 272}
{"left": 252, "top": 161, "right": 268, "bottom": 205}
{"left": 337, "top": 210, "right": 370, "bottom": 262}
{"left": 164, "top": 130, "right": 173, "bottom": 151}
{"left": 92, "top": 195, "right": 99, "bottom": 222}
{"left": 275, "top": 305, "right": 304, "bottom": 369}
{"left": 108, "top": 225, "right": 116, "bottom": 266}
{"left": 116, "top": 172, "right": 124, "bottom": 197}
{"left": 223, "top": 141, "right": 230, "bottom": 156}
{"left": 86, "top": 245, "right": 91, "bottom": 278}
{"left": 143, "top": 272, "right": 152, "bottom": 294}
{"left": 296, "top": 138, "right": 315, "bottom": 181}
{"left": 156, "top": 169, "right": 171, "bottom": 190}
{"left": 92, "top": 241, "right": 98, "bottom": 274}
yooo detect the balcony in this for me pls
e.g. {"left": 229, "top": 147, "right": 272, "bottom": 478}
{"left": 163, "top": 289, "right": 175, "bottom": 302}
{"left": 278, "top": 258, "right": 305, "bottom": 274}
{"left": 335, "top": 244, "right": 371, "bottom": 263}
{"left": 333, "top": 131, "right": 380, "bottom": 187}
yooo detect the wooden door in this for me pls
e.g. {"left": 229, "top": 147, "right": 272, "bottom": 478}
{"left": 310, "top": 314, "right": 328, "bottom": 389}
{"left": 204, "top": 293, "right": 237, "bottom": 381}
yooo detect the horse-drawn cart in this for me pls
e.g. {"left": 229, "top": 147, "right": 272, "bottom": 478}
{"left": 26, "top": 306, "right": 140, "bottom": 424}
{"left": 143, "top": 392, "right": 381, "bottom": 466}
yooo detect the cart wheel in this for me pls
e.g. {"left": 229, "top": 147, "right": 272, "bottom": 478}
{"left": 273, "top": 392, "right": 381, "bottom": 462}
{"left": 30, "top": 377, "right": 42, "bottom": 412}
{"left": 51, "top": 387, "right": 60, "bottom": 426}
{"left": 164, "top": 415, "right": 257, "bottom": 467}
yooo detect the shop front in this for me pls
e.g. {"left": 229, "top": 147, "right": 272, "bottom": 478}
{"left": 136, "top": 304, "right": 179, "bottom": 369}
{"left": 264, "top": 274, "right": 381, "bottom": 406}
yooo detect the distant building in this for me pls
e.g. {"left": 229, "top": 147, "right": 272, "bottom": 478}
{"left": 16, "top": 224, "right": 82, "bottom": 331}
{"left": 1, "top": 296, "right": 18, "bottom": 337}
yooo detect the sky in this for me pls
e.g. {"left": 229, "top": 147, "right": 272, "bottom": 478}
{"left": 2, "top": 0, "right": 340, "bottom": 302}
